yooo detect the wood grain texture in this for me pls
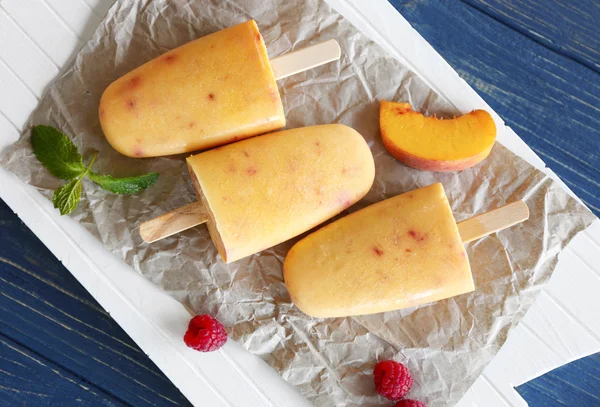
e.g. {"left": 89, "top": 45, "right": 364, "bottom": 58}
{"left": 457, "top": 200, "right": 529, "bottom": 243}
{"left": 0, "top": 333, "right": 128, "bottom": 406}
{"left": 462, "top": 0, "right": 600, "bottom": 72}
{"left": 270, "top": 39, "right": 341, "bottom": 79}
{"left": 516, "top": 352, "right": 600, "bottom": 407}
{"left": 0, "top": 199, "right": 192, "bottom": 406}
{"left": 391, "top": 0, "right": 600, "bottom": 216}
{"left": 139, "top": 201, "right": 208, "bottom": 243}
{"left": 0, "top": 0, "right": 599, "bottom": 406}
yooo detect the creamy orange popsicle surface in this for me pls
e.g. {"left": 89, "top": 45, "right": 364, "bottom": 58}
{"left": 99, "top": 20, "right": 285, "bottom": 158}
{"left": 284, "top": 183, "right": 474, "bottom": 318}
{"left": 187, "top": 124, "right": 375, "bottom": 263}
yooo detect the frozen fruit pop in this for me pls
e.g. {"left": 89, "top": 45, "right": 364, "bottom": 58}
{"left": 99, "top": 20, "right": 340, "bottom": 158}
{"left": 139, "top": 124, "right": 375, "bottom": 263}
{"left": 283, "top": 183, "right": 529, "bottom": 318}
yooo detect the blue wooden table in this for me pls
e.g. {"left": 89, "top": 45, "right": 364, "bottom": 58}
{"left": 1, "top": 0, "right": 598, "bottom": 406}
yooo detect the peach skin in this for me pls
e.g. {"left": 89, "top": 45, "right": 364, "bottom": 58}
{"left": 380, "top": 101, "right": 496, "bottom": 172}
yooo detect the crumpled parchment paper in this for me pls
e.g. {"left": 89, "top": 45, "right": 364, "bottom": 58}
{"left": 0, "top": 0, "right": 595, "bottom": 406}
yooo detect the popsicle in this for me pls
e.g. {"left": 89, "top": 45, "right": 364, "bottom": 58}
{"left": 99, "top": 20, "right": 341, "bottom": 158}
{"left": 283, "top": 183, "right": 529, "bottom": 318}
{"left": 139, "top": 124, "right": 375, "bottom": 263}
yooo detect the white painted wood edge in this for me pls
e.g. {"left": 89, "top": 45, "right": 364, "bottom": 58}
{"left": 270, "top": 39, "right": 341, "bottom": 80}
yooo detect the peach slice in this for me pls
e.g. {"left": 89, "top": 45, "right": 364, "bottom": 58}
{"left": 380, "top": 101, "right": 496, "bottom": 172}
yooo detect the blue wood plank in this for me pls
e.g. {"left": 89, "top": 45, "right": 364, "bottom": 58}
{"left": 516, "top": 352, "right": 600, "bottom": 407}
{"left": 0, "top": 333, "right": 127, "bottom": 406}
{"left": 462, "top": 0, "right": 600, "bottom": 72}
{"left": 0, "top": 199, "right": 192, "bottom": 406}
{"left": 391, "top": 0, "right": 600, "bottom": 216}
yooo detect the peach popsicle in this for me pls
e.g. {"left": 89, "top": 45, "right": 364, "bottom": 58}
{"left": 283, "top": 183, "right": 529, "bottom": 318}
{"left": 139, "top": 124, "right": 375, "bottom": 263}
{"left": 99, "top": 20, "right": 340, "bottom": 158}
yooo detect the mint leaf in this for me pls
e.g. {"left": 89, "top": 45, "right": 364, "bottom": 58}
{"left": 52, "top": 178, "right": 82, "bottom": 215}
{"left": 31, "top": 125, "right": 85, "bottom": 179}
{"left": 89, "top": 172, "right": 159, "bottom": 194}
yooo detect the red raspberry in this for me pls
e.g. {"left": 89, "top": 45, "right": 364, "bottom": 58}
{"left": 395, "top": 400, "right": 426, "bottom": 407}
{"left": 373, "top": 360, "right": 413, "bottom": 400}
{"left": 184, "top": 314, "right": 227, "bottom": 352}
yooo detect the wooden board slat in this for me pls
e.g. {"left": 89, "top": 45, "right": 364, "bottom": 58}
{"left": 516, "top": 352, "right": 600, "bottom": 407}
{"left": 0, "top": 199, "right": 192, "bottom": 406}
{"left": 1, "top": 0, "right": 83, "bottom": 67}
{"left": 79, "top": 0, "right": 114, "bottom": 20}
{"left": 43, "top": 0, "right": 104, "bottom": 43}
{"left": 0, "top": 333, "right": 129, "bottom": 406}
{"left": 0, "top": 60, "right": 38, "bottom": 129}
{"left": 0, "top": 10, "right": 59, "bottom": 98}
{"left": 390, "top": 0, "right": 600, "bottom": 216}
{"left": 462, "top": 0, "right": 600, "bottom": 72}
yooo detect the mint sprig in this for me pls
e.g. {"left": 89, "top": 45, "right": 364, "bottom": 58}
{"left": 31, "top": 125, "right": 159, "bottom": 215}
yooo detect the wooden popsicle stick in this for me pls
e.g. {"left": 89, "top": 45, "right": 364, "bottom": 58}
{"left": 141, "top": 198, "right": 529, "bottom": 245}
{"left": 270, "top": 39, "right": 341, "bottom": 80}
{"left": 457, "top": 200, "right": 529, "bottom": 244}
{"left": 139, "top": 201, "right": 208, "bottom": 243}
